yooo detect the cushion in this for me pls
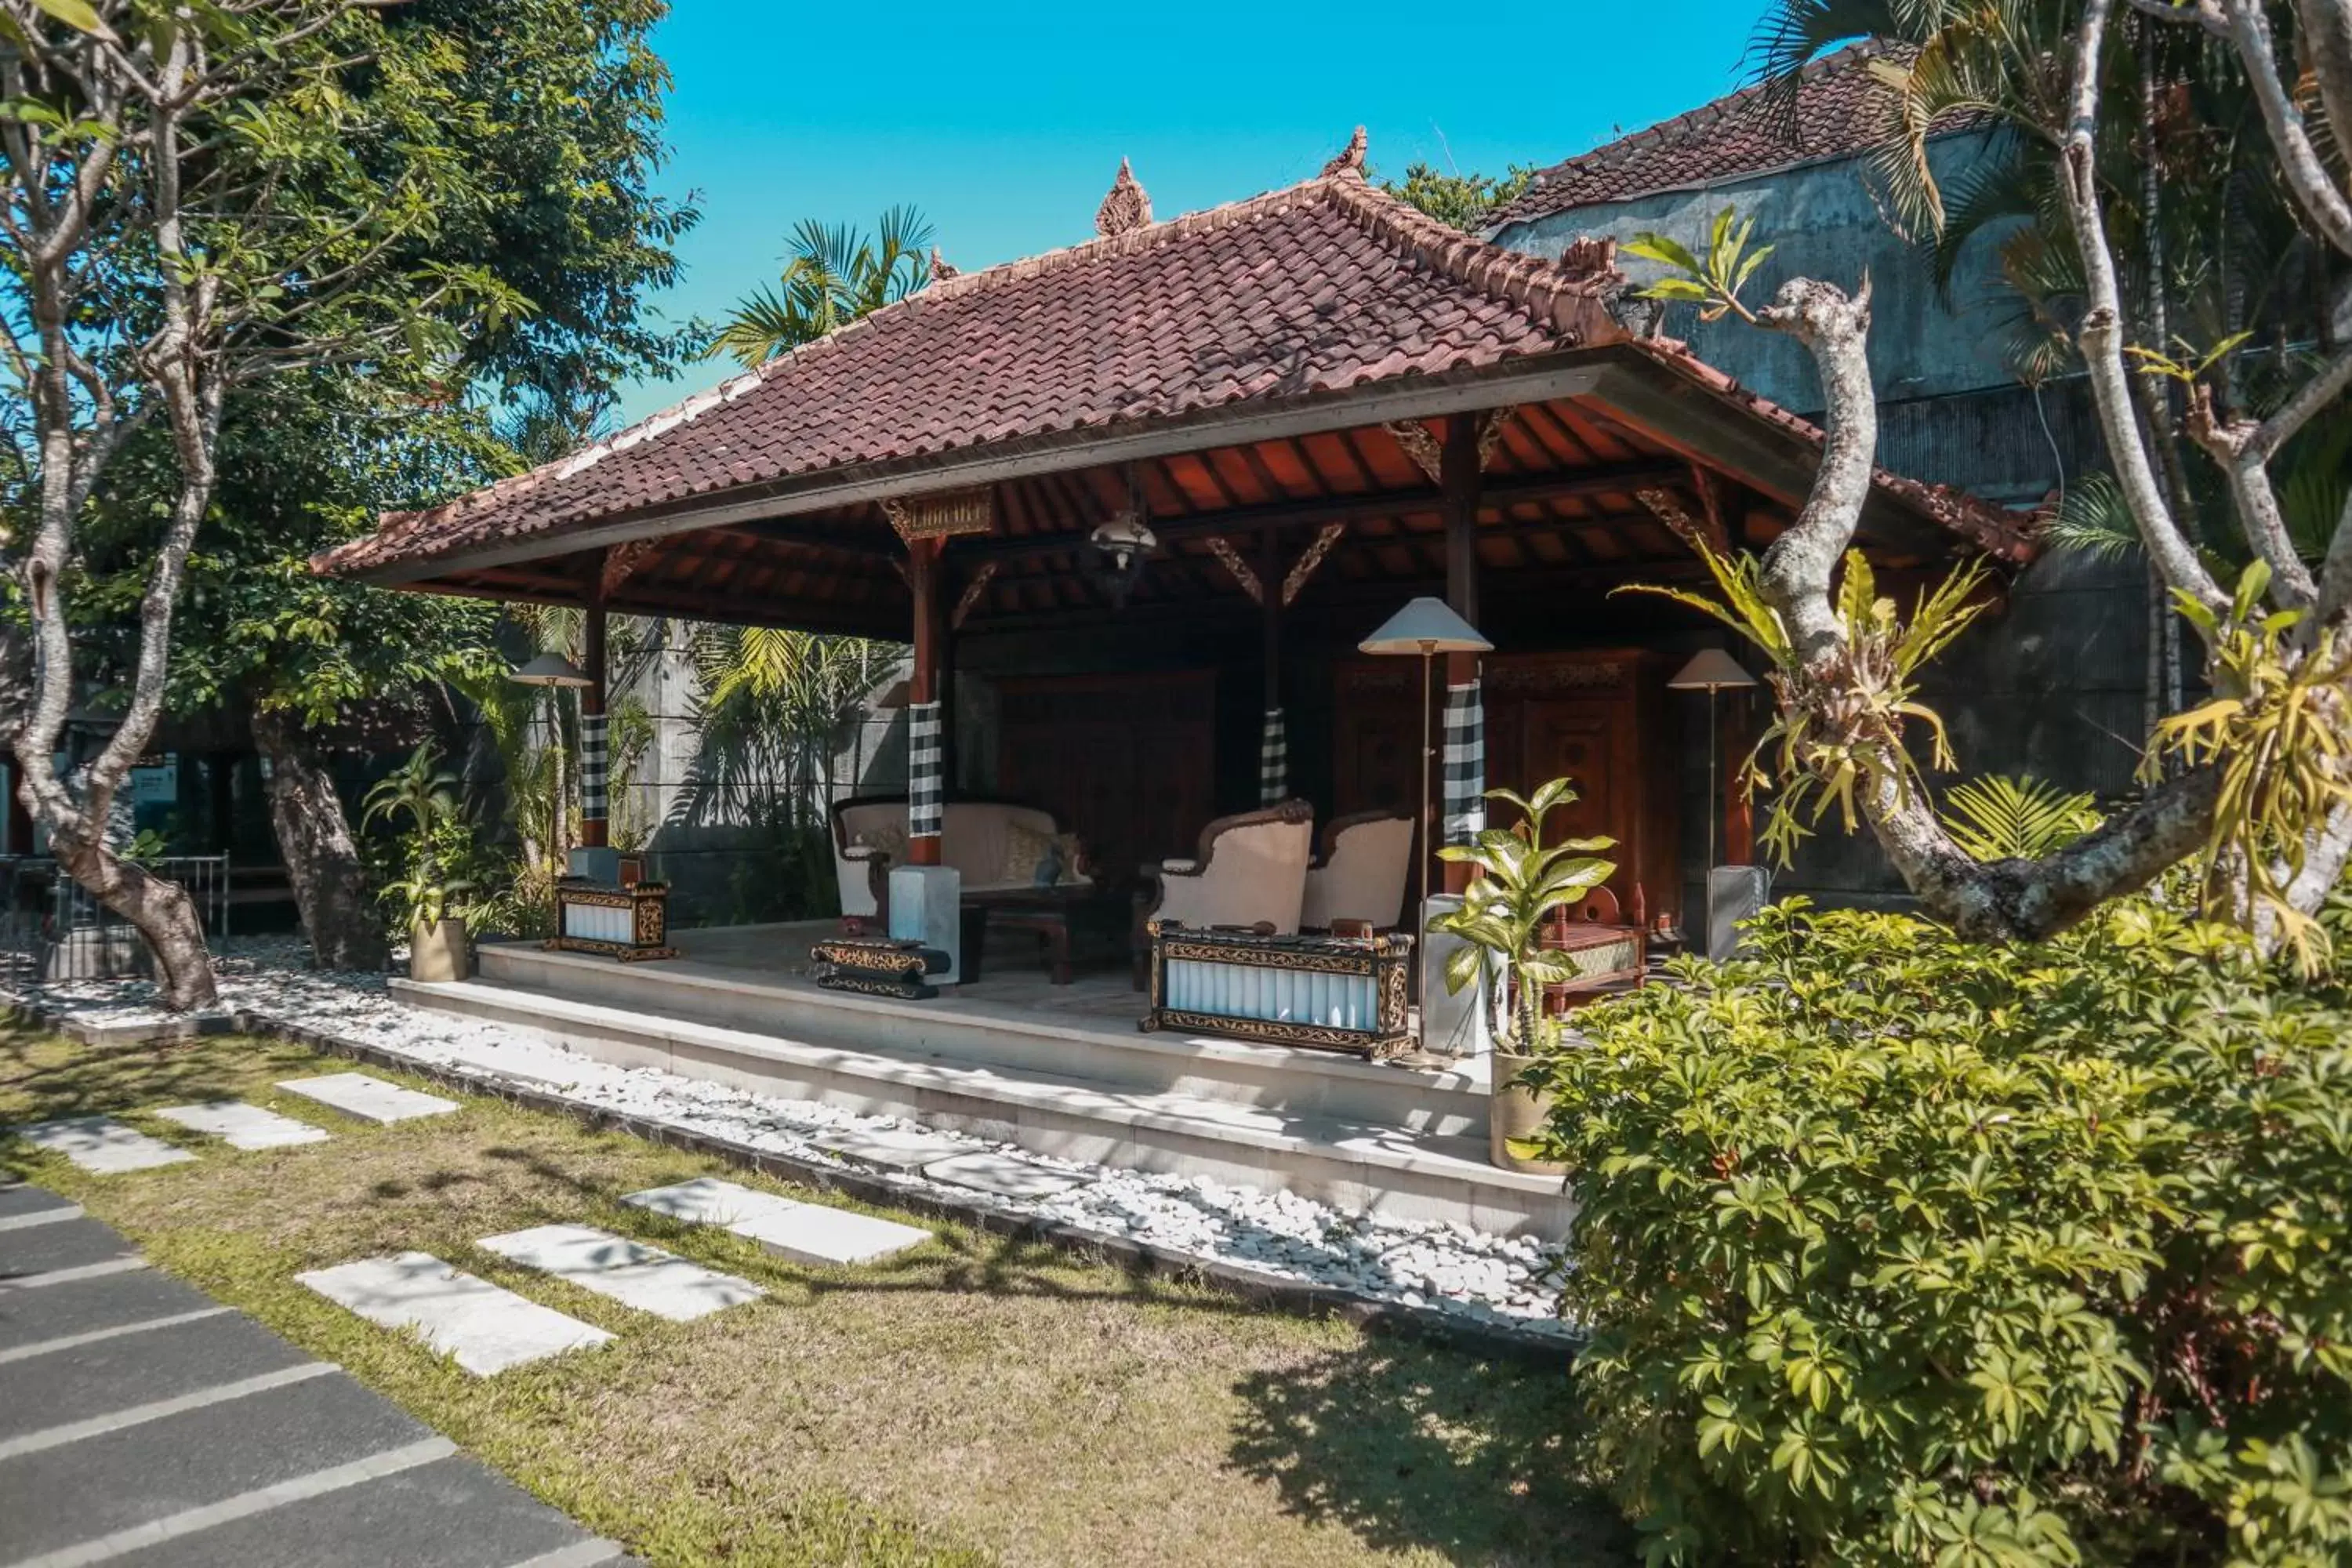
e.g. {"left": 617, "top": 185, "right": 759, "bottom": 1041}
{"left": 853, "top": 822, "right": 909, "bottom": 865}
{"left": 1001, "top": 820, "right": 1082, "bottom": 886}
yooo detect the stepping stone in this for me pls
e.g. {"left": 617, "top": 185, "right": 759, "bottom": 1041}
{"left": 623, "top": 1178, "right": 931, "bottom": 1267}
{"left": 296, "top": 1252, "right": 612, "bottom": 1375}
{"left": 275, "top": 1073, "right": 459, "bottom": 1126}
{"left": 11, "top": 1117, "right": 194, "bottom": 1175}
{"left": 813, "top": 1127, "right": 967, "bottom": 1171}
{"left": 151, "top": 1101, "right": 329, "bottom": 1151}
{"left": 477, "top": 1223, "right": 763, "bottom": 1323}
{"left": 921, "top": 1150, "right": 1090, "bottom": 1200}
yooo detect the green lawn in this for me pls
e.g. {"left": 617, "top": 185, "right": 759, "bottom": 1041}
{"left": 0, "top": 1023, "right": 1628, "bottom": 1567}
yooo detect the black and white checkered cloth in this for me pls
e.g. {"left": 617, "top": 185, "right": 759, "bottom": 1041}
{"left": 1258, "top": 706, "right": 1287, "bottom": 804}
{"left": 908, "top": 699, "right": 945, "bottom": 840}
{"left": 1441, "top": 680, "right": 1485, "bottom": 846}
{"left": 579, "top": 711, "right": 609, "bottom": 826}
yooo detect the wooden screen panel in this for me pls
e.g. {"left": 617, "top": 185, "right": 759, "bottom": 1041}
{"left": 996, "top": 670, "right": 1216, "bottom": 891}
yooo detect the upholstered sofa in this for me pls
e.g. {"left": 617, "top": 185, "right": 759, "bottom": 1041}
{"left": 1131, "top": 799, "right": 1316, "bottom": 984}
{"left": 829, "top": 796, "right": 1090, "bottom": 920}
{"left": 1298, "top": 810, "right": 1414, "bottom": 932}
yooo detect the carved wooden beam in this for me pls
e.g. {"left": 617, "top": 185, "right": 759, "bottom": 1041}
{"left": 1281, "top": 521, "right": 1347, "bottom": 607}
{"left": 1384, "top": 419, "right": 1443, "bottom": 485}
{"left": 1689, "top": 464, "right": 1733, "bottom": 554}
{"left": 1476, "top": 406, "right": 1516, "bottom": 469}
{"left": 600, "top": 538, "right": 661, "bottom": 598}
{"left": 951, "top": 560, "right": 999, "bottom": 630}
{"left": 1635, "top": 487, "right": 1708, "bottom": 553}
{"left": 1202, "top": 535, "right": 1265, "bottom": 605}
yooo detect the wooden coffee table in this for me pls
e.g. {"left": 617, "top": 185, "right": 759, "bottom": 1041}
{"left": 963, "top": 886, "right": 1112, "bottom": 986}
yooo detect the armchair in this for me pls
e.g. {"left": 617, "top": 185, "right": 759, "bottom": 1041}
{"left": 1131, "top": 799, "right": 1315, "bottom": 986}
{"left": 1298, "top": 810, "right": 1414, "bottom": 933}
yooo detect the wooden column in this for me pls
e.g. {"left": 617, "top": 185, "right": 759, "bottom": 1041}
{"left": 579, "top": 592, "right": 609, "bottom": 849}
{"left": 1440, "top": 413, "right": 1481, "bottom": 895}
{"left": 1259, "top": 528, "right": 1287, "bottom": 803}
{"left": 906, "top": 535, "right": 945, "bottom": 866}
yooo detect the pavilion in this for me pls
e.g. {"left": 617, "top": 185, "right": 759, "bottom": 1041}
{"left": 318, "top": 140, "right": 2031, "bottom": 1221}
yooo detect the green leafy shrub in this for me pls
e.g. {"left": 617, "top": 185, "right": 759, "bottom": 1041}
{"left": 1526, "top": 895, "right": 2352, "bottom": 1566}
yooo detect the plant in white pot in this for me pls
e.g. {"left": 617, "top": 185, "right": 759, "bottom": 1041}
{"left": 363, "top": 745, "right": 477, "bottom": 983}
{"left": 1429, "top": 779, "right": 1615, "bottom": 1173}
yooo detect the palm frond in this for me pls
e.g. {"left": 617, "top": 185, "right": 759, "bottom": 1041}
{"left": 2044, "top": 472, "right": 2145, "bottom": 562}
{"left": 1940, "top": 773, "right": 2102, "bottom": 861}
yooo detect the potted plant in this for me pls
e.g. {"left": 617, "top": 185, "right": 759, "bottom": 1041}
{"left": 1430, "top": 779, "right": 1615, "bottom": 1174}
{"left": 364, "top": 745, "right": 476, "bottom": 983}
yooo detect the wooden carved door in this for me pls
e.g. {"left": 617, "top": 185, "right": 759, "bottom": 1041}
{"left": 996, "top": 670, "right": 1215, "bottom": 891}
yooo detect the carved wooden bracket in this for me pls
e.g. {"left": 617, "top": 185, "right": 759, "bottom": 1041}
{"left": 1635, "top": 487, "right": 1707, "bottom": 552}
{"left": 1281, "top": 521, "right": 1347, "bottom": 607}
{"left": 1477, "top": 406, "right": 1516, "bottom": 468}
{"left": 880, "top": 486, "right": 994, "bottom": 543}
{"left": 951, "top": 561, "right": 999, "bottom": 630}
{"left": 601, "top": 538, "right": 661, "bottom": 599}
{"left": 1384, "top": 419, "right": 1443, "bottom": 485}
{"left": 1203, "top": 536, "right": 1264, "bottom": 605}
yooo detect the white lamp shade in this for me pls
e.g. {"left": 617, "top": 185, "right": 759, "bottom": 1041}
{"left": 1359, "top": 596, "right": 1493, "bottom": 655}
{"left": 510, "top": 651, "right": 591, "bottom": 688}
{"left": 1668, "top": 647, "right": 1757, "bottom": 691}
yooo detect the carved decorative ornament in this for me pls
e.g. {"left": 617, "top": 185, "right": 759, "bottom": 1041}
{"left": 601, "top": 538, "right": 661, "bottom": 599}
{"left": 1384, "top": 419, "right": 1444, "bottom": 485}
{"left": 1477, "top": 406, "right": 1515, "bottom": 468}
{"left": 1281, "top": 522, "right": 1346, "bottom": 607}
{"left": 1635, "top": 487, "right": 1704, "bottom": 550}
{"left": 951, "top": 561, "right": 999, "bottom": 629}
{"left": 1202, "top": 536, "right": 1264, "bottom": 605}
{"left": 1095, "top": 158, "right": 1152, "bottom": 238}
{"left": 929, "top": 246, "right": 960, "bottom": 281}
{"left": 1320, "top": 125, "right": 1368, "bottom": 178}
{"left": 880, "top": 486, "right": 995, "bottom": 543}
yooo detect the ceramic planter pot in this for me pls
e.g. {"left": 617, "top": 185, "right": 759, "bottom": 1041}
{"left": 1488, "top": 1044, "right": 1568, "bottom": 1175}
{"left": 409, "top": 916, "right": 470, "bottom": 983}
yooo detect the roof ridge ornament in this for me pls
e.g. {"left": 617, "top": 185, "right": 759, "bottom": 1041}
{"left": 1095, "top": 158, "right": 1152, "bottom": 238}
{"left": 929, "top": 247, "right": 960, "bottom": 281}
{"left": 1320, "top": 126, "right": 1368, "bottom": 179}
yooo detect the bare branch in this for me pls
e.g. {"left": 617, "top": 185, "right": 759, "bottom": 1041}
{"left": 2225, "top": 0, "right": 2352, "bottom": 258}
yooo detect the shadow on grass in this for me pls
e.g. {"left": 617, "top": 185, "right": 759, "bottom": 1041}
{"left": 1226, "top": 1341, "right": 1632, "bottom": 1566}
{"left": 0, "top": 1029, "right": 268, "bottom": 1125}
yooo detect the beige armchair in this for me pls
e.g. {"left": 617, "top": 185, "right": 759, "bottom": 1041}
{"left": 1132, "top": 800, "right": 1315, "bottom": 985}
{"left": 1298, "top": 810, "right": 1414, "bottom": 932}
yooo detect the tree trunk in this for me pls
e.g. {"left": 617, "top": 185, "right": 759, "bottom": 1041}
{"left": 47, "top": 822, "right": 219, "bottom": 1009}
{"left": 252, "top": 707, "right": 386, "bottom": 972}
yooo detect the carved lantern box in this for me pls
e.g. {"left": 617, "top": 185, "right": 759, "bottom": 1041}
{"left": 1141, "top": 921, "right": 1414, "bottom": 1060}
{"left": 548, "top": 875, "right": 677, "bottom": 962}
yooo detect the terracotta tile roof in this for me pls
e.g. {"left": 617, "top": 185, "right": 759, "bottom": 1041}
{"left": 1486, "top": 41, "right": 1917, "bottom": 232}
{"left": 316, "top": 170, "right": 1624, "bottom": 579}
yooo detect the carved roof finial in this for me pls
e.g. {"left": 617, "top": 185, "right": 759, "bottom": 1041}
{"left": 1321, "top": 125, "right": 1368, "bottom": 178}
{"left": 929, "top": 246, "right": 960, "bottom": 281}
{"left": 1095, "top": 158, "right": 1152, "bottom": 238}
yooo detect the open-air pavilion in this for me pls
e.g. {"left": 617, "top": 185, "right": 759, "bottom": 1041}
{"left": 317, "top": 145, "right": 2030, "bottom": 1225}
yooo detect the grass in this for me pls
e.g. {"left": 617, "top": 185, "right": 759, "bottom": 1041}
{"left": 0, "top": 1023, "right": 1629, "bottom": 1567}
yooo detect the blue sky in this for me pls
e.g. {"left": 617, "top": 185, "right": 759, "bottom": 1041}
{"left": 615, "top": 0, "right": 1770, "bottom": 423}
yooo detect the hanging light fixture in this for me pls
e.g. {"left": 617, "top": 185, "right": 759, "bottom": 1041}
{"left": 508, "top": 651, "right": 591, "bottom": 688}
{"left": 1083, "top": 464, "right": 1156, "bottom": 607}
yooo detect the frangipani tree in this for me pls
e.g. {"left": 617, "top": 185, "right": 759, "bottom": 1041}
{"left": 1628, "top": 0, "right": 2352, "bottom": 962}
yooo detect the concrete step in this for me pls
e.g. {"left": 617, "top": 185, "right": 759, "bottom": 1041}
{"left": 474, "top": 939, "right": 1488, "bottom": 1137}
{"left": 391, "top": 976, "right": 1573, "bottom": 1237}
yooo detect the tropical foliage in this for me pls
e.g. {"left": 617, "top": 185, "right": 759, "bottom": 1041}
{"left": 1940, "top": 773, "right": 2103, "bottom": 861}
{"left": 1429, "top": 782, "right": 1617, "bottom": 1052}
{"left": 1381, "top": 161, "right": 1538, "bottom": 232}
{"left": 707, "top": 207, "right": 935, "bottom": 368}
{"left": 1530, "top": 893, "right": 2352, "bottom": 1566}
{"left": 361, "top": 746, "right": 474, "bottom": 930}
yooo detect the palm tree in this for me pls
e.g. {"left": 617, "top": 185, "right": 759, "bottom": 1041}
{"left": 706, "top": 207, "right": 936, "bottom": 369}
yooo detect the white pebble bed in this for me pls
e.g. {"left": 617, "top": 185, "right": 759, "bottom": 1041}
{"left": 13, "top": 938, "right": 1577, "bottom": 1340}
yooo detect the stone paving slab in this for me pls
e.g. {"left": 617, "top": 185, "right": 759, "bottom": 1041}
{"left": 0, "top": 1305, "right": 315, "bottom": 1444}
{"left": 107, "top": 1453, "right": 629, "bottom": 1568}
{"left": 921, "top": 1150, "right": 1091, "bottom": 1200}
{"left": 297, "top": 1252, "right": 614, "bottom": 1374}
{"left": 478, "top": 1223, "right": 764, "bottom": 1323}
{"left": 813, "top": 1127, "right": 970, "bottom": 1171}
{"left": 153, "top": 1100, "right": 331, "bottom": 1150}
{"left": 0, "top": 1184, "right": 82, "bottom": 1222}
{"left": 0, "top": 1262, "right": 214, "bottom": 1352}
{"left": 10, "top": 1115, "right": 195, "bottom": 1174}
{"left": 623, "top": 1178, "right": 932, "bottom": 1267}
{"left": 0, "top": 1370, "right": 434, "bottom": 1563}
{"left": 0, "top": 1210, "right": 143, "bottom": 1279}
{"left": 275, "top": 1073, "right": 460, "bottom": 1125}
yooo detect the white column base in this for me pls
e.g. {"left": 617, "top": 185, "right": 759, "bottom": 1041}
{"left": 1417, "top": 894, "right": 1492, "bottom": 1057}
{"left": 888, "top": 863, "right": 963, "bottom": 985}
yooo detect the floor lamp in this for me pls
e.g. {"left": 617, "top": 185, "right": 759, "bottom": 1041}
{"left": 1360, "top": 597, "right": 1493, "bottom": 1043}
{"left": 1667, "top": 646, "right": 1758, "bottom": 922}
